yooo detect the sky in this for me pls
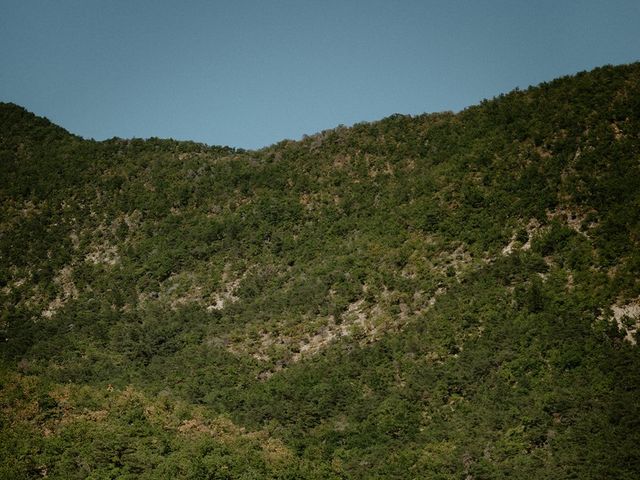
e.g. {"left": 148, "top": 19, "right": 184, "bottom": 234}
{"left": 1, "top": 1, "right": 639, "bottom": 150}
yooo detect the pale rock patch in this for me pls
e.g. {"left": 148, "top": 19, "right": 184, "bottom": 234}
{"left": 502, "top": 218, "right": 541, "bottom": 255}
{"left": 42, "top": 266, "right": 78, "bottom": 319}
{"left": 610, "top": 299, "right": 640, "bottom": 345}
{"left": 85, "top": 243, "right": 120, "bottom": 266}
{"left": 206, "top": 267, "right": 244, "bottom": 311}
{"left": 546, "top": 207, "right": 596, "bottom": 236}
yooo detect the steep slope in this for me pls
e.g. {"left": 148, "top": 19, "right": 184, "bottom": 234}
{"left": 1, "top": 63, "right": 640, "bottom": 478}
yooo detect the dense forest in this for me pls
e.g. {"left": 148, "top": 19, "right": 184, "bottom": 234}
{"left": 1, "top": 62, "right": 639, "bottom": 479}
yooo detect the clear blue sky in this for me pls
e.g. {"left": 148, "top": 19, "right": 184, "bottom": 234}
{"left": 2, "top": 1, "right": 639, "bottom": 149}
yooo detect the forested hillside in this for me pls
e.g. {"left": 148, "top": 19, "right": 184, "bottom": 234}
{"left": 1, "top": 62, "right": 639, "bottom": 479}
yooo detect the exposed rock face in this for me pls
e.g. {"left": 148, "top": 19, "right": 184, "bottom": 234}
{"left": 610, "top": 299, "right": 640, "bottom": 344}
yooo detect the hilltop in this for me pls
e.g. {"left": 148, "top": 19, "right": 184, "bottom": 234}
{"left": 1, "top": 63, "right": 639, "bottom": 478}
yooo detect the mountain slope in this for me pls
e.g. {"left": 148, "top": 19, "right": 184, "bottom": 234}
{"left": 1, "top": 63, "right": 640, "bottom": 479}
